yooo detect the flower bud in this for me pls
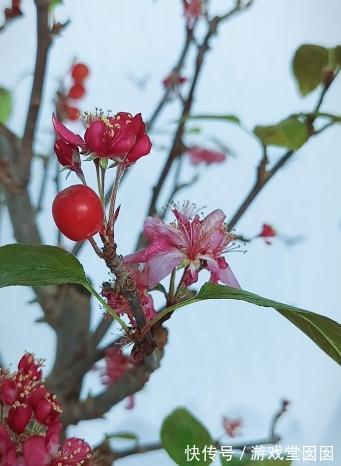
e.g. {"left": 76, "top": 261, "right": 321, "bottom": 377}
{"left": 7, "top": 405, "right": 32, "bottom": 434}
{"left": 54, "top": 139, "right": 81, "bottom": 172}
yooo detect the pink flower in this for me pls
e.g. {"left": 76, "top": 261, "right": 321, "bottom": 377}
{"left": 102, "top": 348, "right": 133, "bottom": 385}
{"left": 102, "top": 265, "right": 156, "bottom": 325}
{"left": 223, "top": 417, "right": 243, "bottom": 438}
{"left": 186, "top": 147, "right": 227, "bottom": 165}
{"left": 23, "top": 435, "right": 92, "bottom": 466}
{"left": 124, "top": 203, "right": 240, "bottom": 288}
{"left": 0, "top": 425, "right": 16, "bottom": 465}
{"left": 162, "top": 72, "right": 187, "bottom": 89}
{"left": 184, "top": 0, "right": 202, "bottom": 25}
{"left": 52, "top": 111, "right": 152, "bottom": 164}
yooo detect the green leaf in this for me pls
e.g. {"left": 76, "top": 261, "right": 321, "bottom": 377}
{"left": 49, "top": 0, "right": 63, "bottom": 11}
{"left": 188, "top": 114, "right": 241, "bottom": 125}
{"left": 292, "top": 44, "right": 329, "bottom": 96}
{"left": 0, "top": 244, "right": 129, "bottom": 332}
{"left": 335, "top": 45, "right": 341, "bottom": 66}
{"left": 0, "top": 244, "right": 89, "bottom": 288}
{"left": 149, "top": 283, "right": 341, "bottom": 365}
{"left": 254, "top": 118, "right": 308, "bottom": 150}
{"left": 0, "top": 87, "right": 12, "bottom": 125}
{"left": 161, "top": 408, "right": 214, "bottom": 466}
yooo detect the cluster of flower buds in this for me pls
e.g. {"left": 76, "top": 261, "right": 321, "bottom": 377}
{"left": 185, "top": 147, "right": 227, "bottom": 165}
{"left": 57, "top": 63, "right": 90, "bottom": 122}
{"left": 0, "top": 353, "right": 93, "bottom": 465}
{"left": 3, "top": 0, "right": 22, "bottom": 22}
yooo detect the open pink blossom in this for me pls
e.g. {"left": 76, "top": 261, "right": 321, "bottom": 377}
{"left": 52, "top": 111, "right": 152, "bottom": 164}
{"left": 186, "top": 147, "right": 227, "bottom": 165}
{"left": 124, "top": 203, "right": 240, "bottom": 288}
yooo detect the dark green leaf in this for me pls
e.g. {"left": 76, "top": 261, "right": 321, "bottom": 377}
{"left": 188, "top": 114, "right": 241, "bottom": 125}
{"left": 0, "top": 244, "right": 88, "bottom": 288}
{"left": 0, "top": 244, "right": 129, "bottom": 331}
{"left": 149, "top": 283, "right": 341, "bottom": 365}
{"left": 254, "top": 118, "right": 308, "bottom": 150}
{"left": 292, "top": 44, "right": 328, "bottom": 96}
{"left": 196, "top": 284, "right": 341, "bottom": 365}
{"left": 0, "top": 87, "right": 12, "bottom": 124}
{"left": 161, "top": 408, "right": 214, "bottom": 466}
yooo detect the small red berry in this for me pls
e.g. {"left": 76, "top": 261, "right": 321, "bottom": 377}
{"left": 52, "top": 185, "right": 103, "bottom": 241}
{"left": 71, "top": 63, "right": 89, "bottom": 82}
{"left": 68, "top": 83, "right": 86, "bottom": 100}
{"left": 65, "top": 105, "right": 80, "bottom": 121}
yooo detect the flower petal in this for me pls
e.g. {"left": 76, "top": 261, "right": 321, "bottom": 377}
{"left": 52, "top": 113, "right": 85, "bottom": 148}
{"left": 145, "top": 249, "right": 185, "bottom": 287}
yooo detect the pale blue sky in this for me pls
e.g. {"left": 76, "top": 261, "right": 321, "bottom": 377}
{"left": 1, "top": 1, "right": 341, "bottom": 465}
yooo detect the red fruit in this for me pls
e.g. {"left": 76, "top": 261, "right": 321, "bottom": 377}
{"left": 52, "top": 185, "right": 103, "bottom": 241}
{"left": 71, "top": 63, "right": 89, "bottom": 82}
{"left": 68, "top": 83, "right": 86, "bottom": 100}
{"left": 65, "top": 105, "right": 80, "bottom": 121}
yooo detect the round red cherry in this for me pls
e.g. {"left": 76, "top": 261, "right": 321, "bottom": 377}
{"left": 68, "top": 83, "right": 86, "bottom": 100}
{"left": 71, "top": 63, "right": 89, "bottom": 82}
{"left": 52, "top": 185, "right": 103, "bottom": 241}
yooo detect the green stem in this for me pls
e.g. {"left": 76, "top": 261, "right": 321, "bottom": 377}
{"left": 145, "top": 297, "right": 197, "bottom": 332}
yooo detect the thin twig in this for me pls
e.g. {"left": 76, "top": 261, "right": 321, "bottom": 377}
{"left": 100, "top": 398, "right": 288, "bottom": 462}
{"left": 228, "top": 79, "right": 336, "bottom": 229}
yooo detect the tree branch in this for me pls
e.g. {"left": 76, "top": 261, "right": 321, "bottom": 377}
{"left": 20, "top": 0, "right": 52, "bottom": 184}
{"left": 228, "top": 79, "right": 336, "bottom": 229}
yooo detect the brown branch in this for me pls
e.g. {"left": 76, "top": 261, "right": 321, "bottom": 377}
{"left": 20, "top": 0, "right": 52, "bottom": 185}
{"left": 61, "top": 327, "right": 167, "bottom": 426}
{"left": 147, "top": 26, "right": 194, "bottom": 132}
{"left": 142, "top": 2, "right": 253, "bottom": 232}
{"left": 228, "top": 79, "right": 336, "bottom": 230}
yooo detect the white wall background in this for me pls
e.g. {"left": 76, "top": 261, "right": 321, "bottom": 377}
{"left": 0, "top": 0, "right": 341, "bottom": 465}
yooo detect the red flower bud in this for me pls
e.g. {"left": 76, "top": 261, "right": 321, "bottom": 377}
{"left": 71, "top": 63, "right": 90, "bottom": 82}
{"left": 259, "top": 223, "right": 277, "bottom": 238}
{"left": 54, "top": 139, "right": 81, "bottom": 172}
{"left": 66, "top": 106, "right": 80, "bottom": 121}
{"left": 1, "top": 378, "right": 17, "bottom": 405}
{"left": 7, "top": 404, "right": 32, "bottom": 434}
{"left": 68, "top": 83, "right": 86, "bottom": 100}
{"left": 18, "top": 353, "right": 42, "bottom": 381}
{"left": 33, "top": 395, "right": 62, "bottom": 426}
